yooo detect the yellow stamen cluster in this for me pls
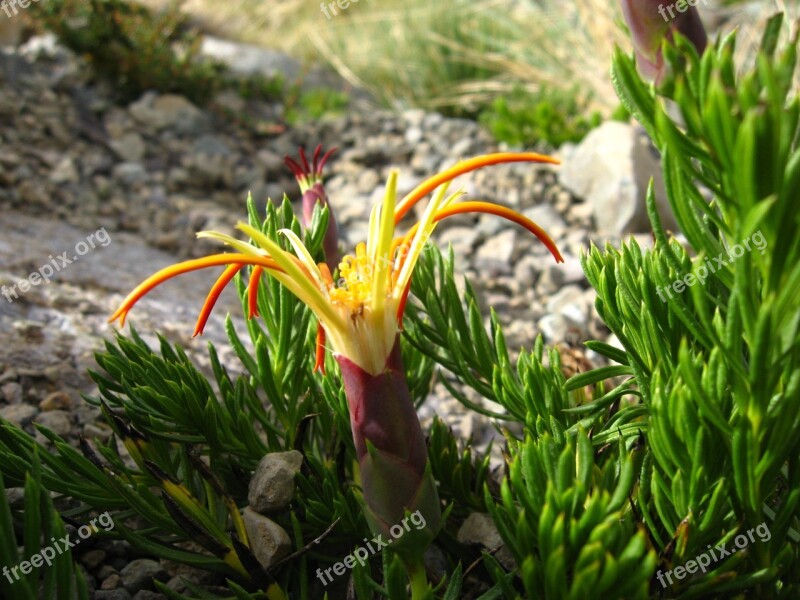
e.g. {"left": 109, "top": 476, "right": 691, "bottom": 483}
{"left": 328, "top": 242, "right": 398, "bottom": 314}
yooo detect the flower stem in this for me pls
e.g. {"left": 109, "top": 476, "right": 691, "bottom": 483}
{"left": 406, "top": 557, "right": 429, "bottom": 600}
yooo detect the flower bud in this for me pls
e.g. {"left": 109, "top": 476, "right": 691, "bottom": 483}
{"left": 620, "top": 0, "right": 707, "bottom": 83}
{"left": 285, "top": 145, "right": 341, "bottom": 270}
{"left": 335, "top": 338, "right": 441, "bottom": 558}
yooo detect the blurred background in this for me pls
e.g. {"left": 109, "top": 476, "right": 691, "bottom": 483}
{"left": 3, "top": 0, "right": 792, "bottom": 150}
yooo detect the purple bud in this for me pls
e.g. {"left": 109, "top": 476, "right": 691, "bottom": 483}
{"left": 620, "top": 0, "right": 708, "bottom": 83}
{"left": 336, "top": 339, "right": 441, "bottom": 557}
{"left": 285, "top": 145, "right": 341, "bottom": 270}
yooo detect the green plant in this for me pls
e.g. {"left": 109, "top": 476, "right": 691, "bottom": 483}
{"left": 589, "top": 11, "right": 799, "bottom": 597}
{"left": 284, "top": 87, "right": 350, "bottom": 126}
{"left": 0, "top": 10, "right": 797, "bottom": 599}
{"left": 478, "top": 86, "right": 602, "bottom": 148}
{"left": 0, "top": 453, "right": 89, "bottom": 600}
{"left": 28, "top": 0, "right": 226, "bottom": 104}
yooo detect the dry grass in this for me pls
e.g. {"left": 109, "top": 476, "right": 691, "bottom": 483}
{"left": 134, "top": 0, "right": 799, "bottom": 115}
{"left": 719, "top": 0, "right": 800, "bottom": 69}
{"left": 302, "top": 0, "right": 626, "bottom": 113}
{"left": 135, "top": 0, "right": 626, "bottom": 114}
{"left": 135, "top": 0, "right": 319, "bottom": 56}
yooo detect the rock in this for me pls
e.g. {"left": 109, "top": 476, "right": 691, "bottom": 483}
{"left": 5, "top": 487, "right": 24, "bottom": 504}
{"left": 546, "top": 284, "right": 586, "bottom": 315}
{"left": 537, "top": 313, "right": 569, "bottom": 342}
{"left": 39, "top": 391, "right": 73, "bottom": 411}
{"left": 405, "top": 126, "right": 424, "bottom": 145}
{"left": 474, "top": 229, "right": 517, "bottom": 276}
{"left": 242, "top": 507, "right": 292, "bottom": 569}
{"left": 133, "top": 592, "right": 167, "bottom": 600}
{"left": 558, "top": 121, "right": 677, "bottom": 235}
{"left": 113, "top": 162, "right": 148, "bottom": 186}
{"left": 437, "top": 226, "right": 480, "bottom": 257}
{"left": 456, "top": 512, "right": 515, "bottom": 570}
{"left": 35, "top": 410, "right": 72, "bottom": 437}
{"left": 129, "top": 93, "right": 208, "bottom": 135}
{"left": 248, "top": 450, "right": 303, "bottom": 513}
{"left": 457, "top": 512, "right": 502, "bottom": 548}
{"left": 80, "top": 549, "right": 107, "bottom": 570}
{"left": 0, "top": 403, "right": 38, "bottom": 426}
{"left": 523, "top": 204, "right": 567, "bottom": 236}
{"left": 200, "top": 36, "right": 300, "bottom": 80}
{"left": 83, "top": 422, "right": 114, "bottom": 441}
{"left": 110, "top": 133, "right": 146, "bottom": 163}
{"left": 537, "top": 252, "right": 585, "bottom": 295}
{"left": 101, "top": 573, "right": 123, "bottom": 590}
{"left": 1, "top": 381, "right": 22, "bottom": 403}
{"left": 423, "top": 544, "right": 447, "bottom": 581}
{"left": 120, "top": 559, "right": 169, "bottom": 594}
{"left": 95, "top": 590, "right": 132, "bottom": 600}
{"left": 355, "top": 169, "right": 380, "bottom": 194}
{"left": 192, "top": 135, "right": 231, "bottom": 157}
{"left": 97, "top": 565, "right": 118, "bottom": 581}
{"left": 50, "top": 157, "right": 79, "bottom": 184}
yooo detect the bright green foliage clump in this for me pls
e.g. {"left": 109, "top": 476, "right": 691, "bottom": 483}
{"left": 478, "top": 86, "right": 602, "bottom": 148}
{"left": 588, "top": 13, "right": 800, "bottom": 597}
{"left": 284, "top": 87, "right": 351, "bottom": 126}
{"left": 0, "top": 11, "right": 798, "bottom": 600}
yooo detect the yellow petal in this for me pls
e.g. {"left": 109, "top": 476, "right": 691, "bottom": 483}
{"left": 237, "top": 223, "right": 343, "bottom": 329}
{"left": 370, "top": 171, "right": 398, "bottom": 312}
{"left": 278, "top": 228, "right": 329, "bottom": 295}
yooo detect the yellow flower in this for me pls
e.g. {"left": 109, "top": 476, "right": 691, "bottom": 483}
{"left": 110, "top": 152, "right": 564, "bottom": 375}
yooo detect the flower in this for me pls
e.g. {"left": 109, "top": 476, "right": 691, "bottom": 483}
{"left": 620, "top": 0, "right": 707, "bottom": 84}
{"left": 109, "top": 152, "right": 564, "bottom": 572}
{"left": 284, "top": 144, "right": 341, "bottom": 270}
{"left": 110, "top": 152, "right": 564, "bottom": 376}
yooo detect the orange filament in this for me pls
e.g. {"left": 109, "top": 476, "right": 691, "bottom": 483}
{"left": 109, "top": 254, "right": 284, "bottom": 327}
{"left": 194, "top": 264, "right": 243, "bottom": 336}
{"left": 248, "top": 266, "right": 264, "bottom": 318}
{"left": 394, "top": 152, "right": 560, "bottom": 224}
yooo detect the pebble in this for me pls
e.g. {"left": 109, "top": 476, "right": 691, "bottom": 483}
{"left": 133, "top": 592, "right": 167, "bottom": 600}
{"left": 474, "top": 229, "right": 517, "bottom": 276}
{"left": 120, "top": 559, "right": 169, "bottom": 594}
{"left": 457, "top": 512, "right": 515, "bottom": 570}
{"left": 81, "top": 549, "right": 108, "bottom": 570}
{"left": 242, "top": 507, "right": 292, "bottom": 569}
{"left": 95, "top": 590, "right": 132, "bottom": 600}
{"left": 248, "top": 450, "right": 304, "bottom": 514}
{"left": 0, "top": 403, "right": 38, "bottom": 426}
{"left": 39, "top": 390, "right": 73, "bottom": 411}
{"left": 101, "top": 573, "right": 123, "bottom": 590}
{"left": 111, "top": 133, "right": 146, "bottom": 163}
{"left": 1, "top": 381, "right": 22, "bottom": 403}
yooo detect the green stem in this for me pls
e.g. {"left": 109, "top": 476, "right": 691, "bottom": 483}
{"left": 407, "top": 557, "right": 429, "bottom": 600}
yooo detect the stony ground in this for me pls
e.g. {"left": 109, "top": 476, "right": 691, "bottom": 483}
{"left": 0, "top": 35, "right": 657, "bottom": 598}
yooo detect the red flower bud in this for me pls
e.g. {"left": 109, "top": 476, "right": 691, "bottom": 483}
{"left": 285, "top": 145, "right": 341, "bottom": 270}
{"left": 620, "top": 0, "right": 707, "bottom": 83}
{"left": 336, "top": 338, "right": 440, "bottom": 557}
